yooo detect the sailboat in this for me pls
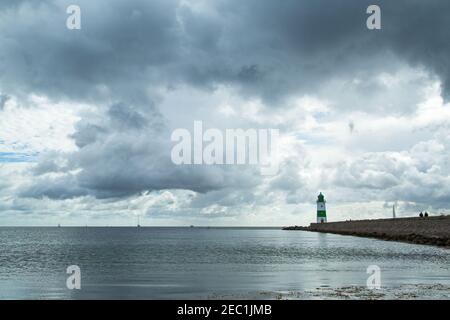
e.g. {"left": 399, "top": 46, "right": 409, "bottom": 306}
{"left": 393, "top": 204, "right": 396, "bottom": 219}
{"left": 137, "top": 215, "right": 141, "bottom": 228}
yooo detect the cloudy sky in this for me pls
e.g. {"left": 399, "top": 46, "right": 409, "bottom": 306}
{"left": 1, "top": 0, "right": 450, "bottom": 226}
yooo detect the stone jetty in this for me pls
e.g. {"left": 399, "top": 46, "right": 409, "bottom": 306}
{"left": 283, "top": 215, "right": 450, "bottom": 247}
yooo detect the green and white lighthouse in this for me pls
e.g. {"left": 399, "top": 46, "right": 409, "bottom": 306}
{"left": 316, "top": 192, "right": 327, "bottom": 223}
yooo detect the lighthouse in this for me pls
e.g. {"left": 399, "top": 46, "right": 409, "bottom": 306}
{"left": 316, "top": 192, "right": 327, "bottom": 223}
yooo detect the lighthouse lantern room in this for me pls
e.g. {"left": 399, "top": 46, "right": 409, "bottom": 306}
{"left": 317, "top": 192, "right": 327, "bottom": 223}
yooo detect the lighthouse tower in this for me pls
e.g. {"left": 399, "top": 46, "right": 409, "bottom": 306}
{"left": 316, "top": 192, "right": 327, "bottom": 223}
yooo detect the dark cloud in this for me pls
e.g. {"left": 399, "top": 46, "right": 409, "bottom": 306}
{"left": 0, "top": 94, "right": 9, "bottom": 109}
{"left": 21, "top": 102, "right": 261, "bottom": 199}
{"left": 1, "top": 0, "right": 450, "bottom": 106}
{"left": 0, "top": 0, "right": 181, "bottom": 104}
{"left": 20, "top": 173, "right": 87, "bottom": 200}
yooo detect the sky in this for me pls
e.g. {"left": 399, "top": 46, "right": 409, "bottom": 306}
{"left": 1, "top": 0, "right": 450, "bottom": 226}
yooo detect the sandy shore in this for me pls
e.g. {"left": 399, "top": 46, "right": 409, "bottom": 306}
{"left": 283, "top": 215, "right": 450, "bottom": 247}
{"left": 208, "top": 284, "right": 450, "bottom": 300}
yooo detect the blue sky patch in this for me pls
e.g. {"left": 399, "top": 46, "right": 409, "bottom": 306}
{"left": 0, "top": 152, "right": 37, "bottom": 163}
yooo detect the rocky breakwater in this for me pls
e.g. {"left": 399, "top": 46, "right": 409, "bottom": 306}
{"left": 283, "top": 215, "right": 450, "bottom": 247}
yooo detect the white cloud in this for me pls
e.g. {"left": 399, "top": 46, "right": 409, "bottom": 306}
{"left": 0, "top": 95, "right": 79, "bottom": 155}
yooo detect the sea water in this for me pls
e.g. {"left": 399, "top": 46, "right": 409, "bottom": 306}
{"left": 0, "top": 227, "right": 449, "bottom": 299}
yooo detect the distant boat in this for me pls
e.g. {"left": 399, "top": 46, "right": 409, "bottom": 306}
{"left": 137, "top": 215, "right": 141, "bottom": 228}
{"left": 190, "top": 225, "right": 194, "bottom": 228}
{"left": 58, "top": 224, "right": 61, "bottom": 228}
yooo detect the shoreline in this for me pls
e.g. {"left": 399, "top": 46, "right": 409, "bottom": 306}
{"left": 208, "top": 283, "right": 450, "bottom": 300}
{"left": 283, "top": 215, "right": 450, "bottom": 247}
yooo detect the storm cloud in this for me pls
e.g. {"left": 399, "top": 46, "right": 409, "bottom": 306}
{"left": 1, "top": 0, "right": 450, "bottom": 104}
{"left": 1, "top": 0, "right": 450, "bottom": 225}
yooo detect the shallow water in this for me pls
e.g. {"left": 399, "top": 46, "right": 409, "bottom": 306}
{"left": 0, "top": 227, "right": 449, "bottom": 299}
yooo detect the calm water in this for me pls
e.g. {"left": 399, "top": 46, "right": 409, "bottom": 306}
{"left": 0, "top": 227, "right": 449, "bottom": 299}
